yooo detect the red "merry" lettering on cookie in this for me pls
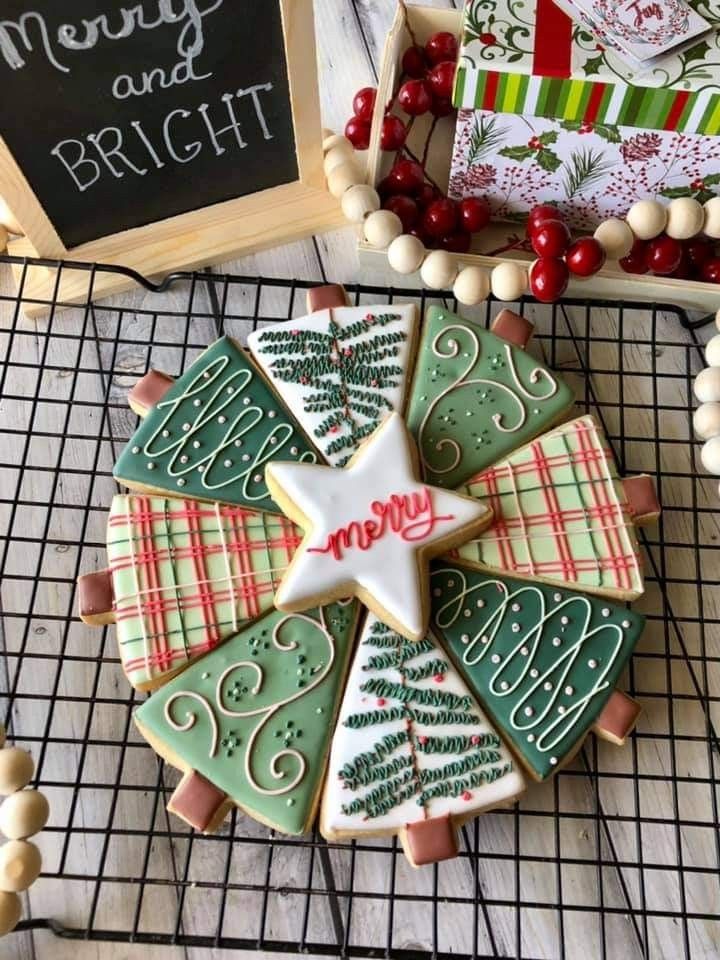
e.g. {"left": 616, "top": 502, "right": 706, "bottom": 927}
{"left": 308, "top": 488, "right": 455, "bottom": 561}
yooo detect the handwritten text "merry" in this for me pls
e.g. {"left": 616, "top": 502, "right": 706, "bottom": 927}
{"left": 307, "top": 489, "right": 455, "bottom": 562}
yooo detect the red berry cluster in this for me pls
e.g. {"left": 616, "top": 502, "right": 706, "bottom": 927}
{"left": 619, "top": 235, "right": 720, "bottom": 283}
{"left": 344, "top": 32, "right": 459, "bottom": 152}
{"left": 526, "top": 205, "right": 606, "bottom": 303}
{"left": 379, "top": 169, "right": 490, "bottom": 254}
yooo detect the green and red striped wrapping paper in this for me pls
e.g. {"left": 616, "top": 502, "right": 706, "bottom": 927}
{"left": 454, "top": 0, "right": 720, "bottom": 135}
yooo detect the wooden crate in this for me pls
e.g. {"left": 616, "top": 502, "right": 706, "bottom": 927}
{"left": 359, "top": 2, "right": 720, "bottom": 314}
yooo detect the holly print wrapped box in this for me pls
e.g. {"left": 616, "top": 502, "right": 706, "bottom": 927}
{"left": 455, "top": 0, "right": 720, "bottom": 136}
{"left": 449, "top": 107, "right": 720, "bottom": 230}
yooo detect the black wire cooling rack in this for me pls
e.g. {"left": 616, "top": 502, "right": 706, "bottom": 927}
{"left": 1, "top": 256, "right": 719, "bottom": 960}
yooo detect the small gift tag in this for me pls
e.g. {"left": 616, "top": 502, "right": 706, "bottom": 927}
{"left": 559, "top": 0, "right": 711, "bottom": 69}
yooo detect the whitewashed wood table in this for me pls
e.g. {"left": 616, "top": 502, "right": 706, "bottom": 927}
{"left": 1, "top": 2, "right": 719, "bottom": 959}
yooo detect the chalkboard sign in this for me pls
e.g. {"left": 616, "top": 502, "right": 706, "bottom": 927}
{"left": 0, "top": 0, "right": 343, "bottom": 306}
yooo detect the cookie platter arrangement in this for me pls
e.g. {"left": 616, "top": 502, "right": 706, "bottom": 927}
{"left": 71, "top": 282, "right": 660, "bottom": 869}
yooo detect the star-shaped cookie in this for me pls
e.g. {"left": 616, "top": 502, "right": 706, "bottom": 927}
{"left": 265, "top": 413, "right": 493, "bottom": 641}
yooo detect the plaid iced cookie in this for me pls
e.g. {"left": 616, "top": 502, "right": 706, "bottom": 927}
{"left": 453, "top": 416, "right": 660, "bottom": 600}
{"left": 78, "top": 494, "right": 302, "bottom": 690}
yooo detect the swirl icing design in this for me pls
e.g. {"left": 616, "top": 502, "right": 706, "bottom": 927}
{"left": 430, "top": 565, "right": 644, "bottom": 779}
{"left": 134, "top": 602, "right": 358, "bottom": 834}
{"left": 406, "top": 307, "right": 575, "bottom": 489}
{"left": 114, "top": 337, "right": 316, "bottom": 512}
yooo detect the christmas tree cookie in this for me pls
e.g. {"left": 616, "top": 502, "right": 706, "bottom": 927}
{"left": 77, "top": 494, "right": 302, "bottom": 691}
{"left": 454, "top": 416, "right": 661, "bottom": 600}
{"left": 135, "top": 601, "right": 360, "bottom": 835}
{"left": 113, "top": 336, "right": 317, "bottom": 513}
{"left": 406, "top": 306, "right": 575, "bottom": 489}
{"left": 321, "top": 614, "right": 525, "bottom": 866}
{"left": 431, "top": 564, "right": 644, "bottom": 780}
{"left": 248, "top": 293, "right": 417, "bottom": 467}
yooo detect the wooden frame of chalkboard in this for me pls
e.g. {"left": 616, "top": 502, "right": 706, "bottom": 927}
{"left": 0, "top": 0, "right": 344, "bottom": 310}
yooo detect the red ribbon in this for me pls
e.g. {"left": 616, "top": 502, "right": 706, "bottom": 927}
{"left": 533, "top": 0, "right": 573, "bottom": 78}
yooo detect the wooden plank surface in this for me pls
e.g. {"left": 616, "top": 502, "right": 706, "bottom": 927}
{"left": 1, "top": 2, "right": 718, "bottom": 960}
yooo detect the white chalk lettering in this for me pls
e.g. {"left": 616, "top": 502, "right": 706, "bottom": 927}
{"left": 112, "top": 51, "right": 211, "bottom": 100}
{"left": 50, "top": 84, "right": 278, "bottom": 193}
{"left": 86, "top": 128, "right": 148, "bottom": 179}
{"left": 131, "top": 121, "right": 166, "bottom": 170}
{"left": 0, "top": 12, "right": 69, "bottom": 72}
{"left": 240, "top": 83, "right": 275, "bottom": 141}
{"left": 198, "top": 95, "right": 247, "bottom": 156}
{"left": 163, "top": 109, "right": 203, "bottom": 163}
{"left": 50, "top": 140, "right": 100, "bottom": 192}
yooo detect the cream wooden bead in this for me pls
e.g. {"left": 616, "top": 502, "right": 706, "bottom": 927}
{"left": 0, "top": 750, "right": 33, "bottom": 797}
{"left": 387, "top": 234, "right": 425, "bottom": 274}
{"left": 626, "top": 199, "right": 667, "bottom": 240}
{"left": 327, "top": 162, "right": 363, "bottom": 199}
{"left": 324, "top": 145, "right": 355, "bottom": 176}
{"left": 363, "top": 210, "right": 403, "bottom": 249}
{"left": 0, "top": 840, "right": 41, "bottom": 892}
{"left": 593, "top": 217, "right": 634, "bottom": 260}
{"left": 341, "top": 183, "right": 380, "bottom": 223}
{"left": 0, "top": 790, "right": 49, "bottom": 840}
{"left": 453, "top": 266, "right": 490, "bottom": 305}
{"left": 420, "top": 250, "right": 458, "bottom": 290}
{"left": 693, "top": 402, "right": 720, "bottom": 440}
{"left": 701, "top": 435, "right": 720, "bottom": 474}
{"left": 703, "top": 197, "right": 720, "bottom": 239}
{"left": 706, "top": 334, "right": 720, "bottom": 367}
{"left": 0, "top": 198, "right": 21, "bottom": 236}
{"left": 694, "top": 366, "right": 720, "bottom": 403}
{"left": 0, "top": 890, "right": 20, "bottom": 936}
{"left": 491, "top": 261, "right": 527, "bottom": 301}
{"left": 322, "top": 133, "right": 352, "bottom": 155}
{"left": 665, "top": 197, "right": 704, "bottom": 240}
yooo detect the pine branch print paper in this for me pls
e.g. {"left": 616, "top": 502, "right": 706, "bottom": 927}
{"left": 102, "top": 494, "right": 302, "bottom": 690}
{"left": 135, "top": 601, "right": 360, "bottom": 835}
{"left": 449, "top": 109, "right": 720, "bottom": 230}
{"left": 431, "top": 565, "right": 645, "bottom": 780}
{"left": 248, "top": 304, "right": 418, "bottom": 467}
{"left": 114, "top": 336, "right": 317, "bottom": 513}
{"left": 321, "top": 614, "right": 525, "bottom": 865}
{"left": 453, "top": 416, "right": 653, "bottom": 600}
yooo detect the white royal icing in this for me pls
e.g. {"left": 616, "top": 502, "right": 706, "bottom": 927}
{"left": 322, "top": 614, "right": 525, "bottom": 837}
{"left": 267, "top": 414, "right": 491, "bottom": 641}
{"left": 248, "top": 304, "right": 417, "bottom": 467}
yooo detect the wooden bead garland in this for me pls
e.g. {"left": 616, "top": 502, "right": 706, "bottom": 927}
{"left": 0, "top": 750, "right": 33, "bottom": 796}
{"left": 320, "top": 131, "right": 720, "bottom": 306}
{"left": 693, "top": 314, "right": 720, "bottom": 480}
{"left": 0, "top": 891, "right": 21, "bottom": 937}
{"left": 0, "top": 733, "right": 49, "bottom": 937}
{"left": 0, "top": 791, "right": 49, "bottom": 841}
{"left": 0, "top": 841, "right": 41, "bottom": 893}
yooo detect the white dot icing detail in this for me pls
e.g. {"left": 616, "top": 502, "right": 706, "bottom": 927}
{"left": 588, "top": 658, "right": 598, "bottom": 669}
{"left": 602, "top": 608, "right": 610, "bottom": 617}
{"left": 564, "top": 686, "right": 574, "bottom": 696}
{"left": 132, "top": 446, "right": 140, "bottom": 454}
{"left": 460, "top": 633, "right": 470, "bottom": 644}
{"left": 523, "top": 706, "right": 534, "bottom": 717}
{"left": 511, "top": 602, "right": 521, "bottom": 612}
{"left": 552, "top": 637, "right": 561, "bottom": 647}
{"left": 224, "top": 459, "right": 233, "bottom": 468}
{"left": 491, "top": 654, "right": 500, "bottom": 664}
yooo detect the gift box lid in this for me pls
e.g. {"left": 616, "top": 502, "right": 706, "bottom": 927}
{"left": 453, "top": 0, "right": 720, "bottom": 135}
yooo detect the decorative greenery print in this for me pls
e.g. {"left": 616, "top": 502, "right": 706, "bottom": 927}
{"left": 560, "top": 120, "right": 622, "bottom": 144}
{"left": 467, "top": 113, "right": 510, "bottom": 166}
{"left": 660, "top": 172, "right": 720, "bottom": 203}
{"left": 499, "top": 131, "right": 562, "bottom": 173}
{"left": 460, "top": 0, "right": 533, "bottom": 66}
{"left": 561, "top": 147, "right": 615, "bottom": 199}
{"left": 255, "top": 312, "right": 405, "bottom": 467}
{"left": 337, "top": 620, "right": 514, "bottom": 820}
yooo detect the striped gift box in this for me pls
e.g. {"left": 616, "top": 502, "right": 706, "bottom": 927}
{"left": 454, "top": 0, "right": 720, "bottom": 136}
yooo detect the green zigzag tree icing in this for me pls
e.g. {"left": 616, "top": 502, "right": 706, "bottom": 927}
{"left": 430, "top": 564, "right": 645, "bottom": 779}
{"left": 114, "top": 337, "right": 316, "bottom": 512}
